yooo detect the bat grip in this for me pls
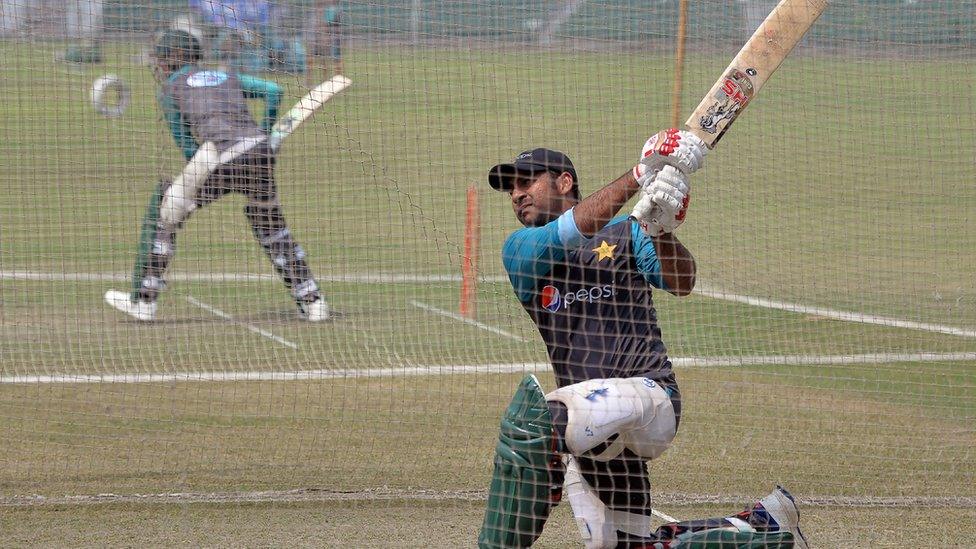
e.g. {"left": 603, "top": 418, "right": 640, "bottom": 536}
{"left": 267, "top": 133, "right": 283, "bottom": 153}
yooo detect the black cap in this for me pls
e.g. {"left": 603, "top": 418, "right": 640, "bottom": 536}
{"left": 154, "top": 29, "right": 202, "bottom": 63}
{"left": 488, "top": 148, "right": 578, "bottom": 192}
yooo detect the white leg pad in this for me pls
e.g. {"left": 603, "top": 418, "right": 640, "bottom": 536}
{"left": 159, "top": 141, "right": 220, "bottom": 227}
{"left": 564, "top": 454, "right": 617, "bottom": 549}
{"left": 547, "top": 377, "right": 676, "bottom": 461}
{"left": 563, "top": 455, "right": 653, "bottom": 549}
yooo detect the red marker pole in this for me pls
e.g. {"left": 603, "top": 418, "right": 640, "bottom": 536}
{"left": 460, "top": 184, "right": 480, "bottom": 319}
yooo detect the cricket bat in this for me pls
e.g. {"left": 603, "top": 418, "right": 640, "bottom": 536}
{"left": 268, "top": 74, "right": 352, "bottom": 152}
{"left": 685, "top": 0, "right": 828, "bottom": 149}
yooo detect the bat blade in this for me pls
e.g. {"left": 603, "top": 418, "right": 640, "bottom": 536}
{"left": 268, "top": 74, "right": 352, "bottom": 151}
{"left": 685, "top": 0, "right": 828, "bottom": 148}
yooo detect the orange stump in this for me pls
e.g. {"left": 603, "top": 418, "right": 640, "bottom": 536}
{"left": 460, "top": 184, "right": 480, "bottom": 319}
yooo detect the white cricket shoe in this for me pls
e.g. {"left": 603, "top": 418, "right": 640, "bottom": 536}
{"left": 104, "top": 289, "right": 156, "bottom": 322}
{"left": 757, "top": 486, "right": 809, "bottom": 549}
{"left": 299, "top": 297, "right": 330, "bottom": 322}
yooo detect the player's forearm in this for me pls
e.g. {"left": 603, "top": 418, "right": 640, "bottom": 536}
{"left": 239, "top": 75, "right": 282, "bottom": 131}
{"left": 165, "top": 112, "right": 197, "bottom": 159}
{"left": 653, "top": 233, "right": 696, "bottom": 296}
{"left": 572, "top": 170, "right": 640, "bottom": 236}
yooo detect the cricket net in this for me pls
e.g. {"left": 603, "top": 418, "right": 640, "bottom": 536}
{"left": 0, "top": 1, "right": 973, "bottom": 546}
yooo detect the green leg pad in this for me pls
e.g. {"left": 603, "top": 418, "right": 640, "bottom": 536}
{"left": 673, "top": 528, "right": 795, "bottom": 549}
{"left": 131, "top": 184, "right": 166, "bottom": 300}
{"left": 478, "top": 374, "right": 559, "bottom": 549}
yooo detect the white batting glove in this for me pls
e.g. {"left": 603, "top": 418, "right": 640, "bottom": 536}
{"left": 632, "top": 128, "right": 708, "bottom": 180}
{"left": 631, "top": 166, "right": 691, "bottom": 236}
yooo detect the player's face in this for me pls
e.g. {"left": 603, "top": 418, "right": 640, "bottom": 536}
{"left": 152, "top": 56, "right": 173, "bottom": 83}
{"left": 509, "top": 171, "right": 566, "bottom": 227}
{"left": 152, "top": 53, "right": 189, "bottom": 83}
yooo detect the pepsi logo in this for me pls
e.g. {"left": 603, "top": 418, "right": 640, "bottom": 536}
{"left": 540, "top": 284, "right": 617, "bottom": 312}
{"left": 541, "top": 285, "right": 561, "bottom": 312}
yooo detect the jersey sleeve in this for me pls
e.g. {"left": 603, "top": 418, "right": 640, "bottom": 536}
{"left": 630, "top": 220, "right": 668, "bottom": 290}
{"left": 325, "top": 5, "right": 341, "bottom": 24}
{"left": 502, "top": 208, "right": 585, "bottom": 302}
{"left": 157, "top": 90, "right": 198, "bottom": 160}
{"left": 238, "top": 74, "right": 282, "bottom": 132}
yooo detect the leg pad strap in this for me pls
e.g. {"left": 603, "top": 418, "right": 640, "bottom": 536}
{"left": 666, "top": 528, "right": 796, "bottom": 548}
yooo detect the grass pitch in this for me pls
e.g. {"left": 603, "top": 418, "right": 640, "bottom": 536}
{"left": 0, "top": 39, "right": 974, "bottom": 547}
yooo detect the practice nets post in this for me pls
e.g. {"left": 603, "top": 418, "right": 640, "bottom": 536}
{"left": 460, "top": 183, "right": 480, "bottom": 319}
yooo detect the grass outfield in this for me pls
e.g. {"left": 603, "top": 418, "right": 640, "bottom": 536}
{"left": 1, "top": 39, "right": 974, "bottom": 546}
{"left": 2, "top": 43, "right": 974, "bottom": 323}
{"left": 2, "top": 364, "right": 973, "bottom": 545}
{"left": 3, "top": 366, "right": 973, "bottom": 495}
{"left": 2, "top": 502, "right": 975, "bottom": 547}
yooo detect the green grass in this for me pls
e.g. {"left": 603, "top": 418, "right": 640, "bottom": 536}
{"left": 0, "top": 39, "right": 974, "bottom": 546}
{"left": 2, "top": 280, "right": 973, "bottom": 371}
{"left": 2, "top": 366, "right": 972, "bottom": 496}
{"left": 2, "top": 501, "right": 975, "bottom": 548}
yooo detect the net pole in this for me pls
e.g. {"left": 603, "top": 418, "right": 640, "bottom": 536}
{"left": 670, "top": 0, "right": 689, "bottom": 128}
{"left": 460, "top": 184, "right": 480, "bottom": 319}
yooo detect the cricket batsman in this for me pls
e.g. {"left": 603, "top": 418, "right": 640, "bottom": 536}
{"left": 479, "top": 132, "right": 809, "bottom": 548}
{"left": 104, "top": 29, "right": 329, "bottom": 322}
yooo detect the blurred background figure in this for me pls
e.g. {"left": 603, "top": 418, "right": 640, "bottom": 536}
{"left": 104, "top": 29, "right": 330, "bottom": 323}
{"left": 266, "top": 1, "right": 307, "bottom": 75}
{"left": 0, "top": 0, "right": 29, "bottom": 37}
{"left": 306, "top": 0, "right": 344, "bottom": 85}
{"left": 189, "top": 0, "right": 270, "bottom": 73}
{"left": 62, "top": 0, "right": 104, "bottom": 63}
{"left": 187, "top": 0, "right": 305, "bottom": 75}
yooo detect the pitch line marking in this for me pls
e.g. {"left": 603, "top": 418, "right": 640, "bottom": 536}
{"left": 651, "top": 508, "right": 680, "bottom": 523}
{"left": 185, "top": 296, "right": 298, "bottom": 350}
{"left": 3, "top": 488, "right": 973, "bottom": 509}
{"left": 695, "top": 286, "right": 976, "bottom": 339}
{"left": 408, "top": 300, "right": 529, "bottom": 342}
{"left": 672, "top": 352, "right": 976, "bottom": 367}
{"left": 0, "top": 270, "right": 500, "bottom": 284}
{"left": 2, "top": 271, "right": 974, "bottom": 339}
{"left": 2, "top": 353, "right": 974, "bottom": 385}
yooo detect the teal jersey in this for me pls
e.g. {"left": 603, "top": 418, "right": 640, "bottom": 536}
{"left": 503, "top": 212, "right": 667, "bottom": 303}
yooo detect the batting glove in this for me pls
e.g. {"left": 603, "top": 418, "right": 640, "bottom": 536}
{"left": 632, "top": 128, "right": 708, "bottom": 180}
{"left": 631, "top": 166, "right": 691, "bottom": 236}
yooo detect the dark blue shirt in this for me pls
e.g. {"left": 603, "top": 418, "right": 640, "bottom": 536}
{"left": 158, "top": 66, "right": 281, "bottom": 160}
{"left": 503, "top": 209, "right": 675, "bottom": 389}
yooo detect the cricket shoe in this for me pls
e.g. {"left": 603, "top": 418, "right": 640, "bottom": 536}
{"left": 104, "top": 289, "right": 156, "bottom": 322}
{"left": 299, "top": 297, "right": 330, "bottom": 322}
{"left": 753, "top": 486, "right": 809, "bottom": 549}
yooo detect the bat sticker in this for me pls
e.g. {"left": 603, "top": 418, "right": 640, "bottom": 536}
{"left": 698, "top": 68, "right": 756, "bottom": 140}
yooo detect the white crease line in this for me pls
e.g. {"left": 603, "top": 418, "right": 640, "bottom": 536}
{"left": 3, "top": 271, "right": 975, "bottom": 339}
{"left": 651, "top": 508, "right": 680, "bottom": 523}
{"left": 185, "top": 296, "right": 298, "bottom": 350}
{"left": 0, "top": 270, "right": 503, "bottom": 284}
{"left": 409, "top": 300, "right": 529, "bottom": 342}
{"left": 695, "top": 286, "right": 976, "bottom": 339}
{"left": 671, "top": 352, "right": 976, "bottom": 367}
{"left": 4, "top": 353, "right": 974, "bottom": 385}
{"left": 4, "top": 488, "right": 973, "bottom": 508}
{"left": 0, "top": 363, "right": 551, "bottom": 384}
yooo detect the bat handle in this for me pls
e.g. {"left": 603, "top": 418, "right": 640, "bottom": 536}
{"left": 267, "top": 133, "right": 283, "bottom": 153}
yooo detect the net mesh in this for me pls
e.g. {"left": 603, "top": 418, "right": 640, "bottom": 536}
{"left": 1, "top": 0, "right": 974, "bottom": 546}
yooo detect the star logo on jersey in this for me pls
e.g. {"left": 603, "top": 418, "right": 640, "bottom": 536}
{"left": 592, "top": 240, "right": 617, "bottom": 261}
